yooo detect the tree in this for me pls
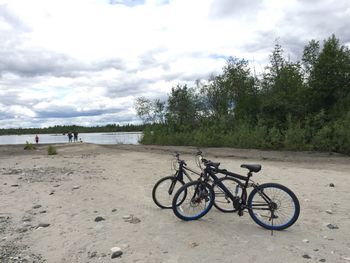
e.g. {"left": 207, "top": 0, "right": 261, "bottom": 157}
{"left": 302, "top": 39, "right": 320, "bottom": 77}
{"left": 204, "top": 57, "right": 258, "bottom": 123}
{"left": 134, "top": 97, "right": 166, "bottom": 124}
{"left": 308, "top": 35, "right": 350, "bottom": 115}
{"left": 260, "top": 44, "right": 306, "bottom": 128}
{"left": 167, "top": 84, "right": 200, "bottom": 129}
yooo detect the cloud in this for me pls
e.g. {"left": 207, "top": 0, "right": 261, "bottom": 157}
{"left": 209, "top": 0, "right": 264, "bottom": 18}
{"left": 0, "top": 46, "right": 125, "bottom": 77}
{"left": 0, "top": 0, "right": 349, "bottom": 128}
{"left": 0, "top": 3, "right": 31, "bottom": 32}
{"left": 108, "top": 0, "right": 145, "bottom": 6}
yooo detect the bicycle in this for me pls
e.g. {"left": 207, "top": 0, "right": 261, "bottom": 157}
{"left": 152, "top": 152, "right": 203, "bottom": 209}
{"left": 152, "top": 152, "right": 237, "bottom": 211}
{"left": 172, "top": 158, "right": 300, "bottom": 231}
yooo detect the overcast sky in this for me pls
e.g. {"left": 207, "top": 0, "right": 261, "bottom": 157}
{"left": 0, "top": 0, "right": 349, "bottom": 128}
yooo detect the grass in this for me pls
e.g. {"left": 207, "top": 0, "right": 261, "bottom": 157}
{"left": 47, "top": 145, "right": 57, "bottom": 155}
{"left": 24, "top": 141, "right": 36, "bottom": 150}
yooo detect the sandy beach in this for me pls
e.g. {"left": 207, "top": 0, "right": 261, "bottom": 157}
{"left": 0, "top": 143, "right": 350, "bottom": 263}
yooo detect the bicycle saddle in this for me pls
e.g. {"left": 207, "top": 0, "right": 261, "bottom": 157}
{"left": 240, "top": 164, "right": 261, "bottom": 173}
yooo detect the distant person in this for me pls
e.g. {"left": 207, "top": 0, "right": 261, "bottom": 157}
{"left": 68, "top": 132, "right": 73, "bottom": 142}
{"left": 35, "top": 135, "right": 39, "bottom": 144}
{"left": 73, "top": 131, "right": 78, "bottom": 142}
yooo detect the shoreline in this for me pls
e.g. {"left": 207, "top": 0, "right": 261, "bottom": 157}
{"left": 1, "top": 143, "right": 348, "bottom": 163}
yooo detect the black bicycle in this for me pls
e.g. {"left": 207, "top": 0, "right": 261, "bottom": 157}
{"left": 152, "top": 152, "right": 238, "bottom": 211}
{"left": 172, "top": 158, "right": 300, "bottom": 231}
{"left": 152, "top": 152, "right": 203, "bottom": 209}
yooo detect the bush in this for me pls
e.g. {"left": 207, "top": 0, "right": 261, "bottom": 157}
{"left": 284, "top": 119, "right": 309, "bottom": 150}
{"left": 311, "top": 124, "right": 334, "bottom": 152}
{"left": 24, "top": 141, "right": 36, "bottom": 150}
{"left": 48, "top": 145, "right": 57, "bottom": 155}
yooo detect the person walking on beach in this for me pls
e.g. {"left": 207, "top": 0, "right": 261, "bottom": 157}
{"left": 68, "top": 132, "right": 73, "bottom": 142}
{"left": 73, "top": 131, "right": 78, "bottom": 142}
{"left": 35, "top": 135, "right": 39, "bottom": 144}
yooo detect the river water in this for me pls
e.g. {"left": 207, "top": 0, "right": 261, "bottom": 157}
{"left": 0, "top": 132, "right": 143, "bottom": 145}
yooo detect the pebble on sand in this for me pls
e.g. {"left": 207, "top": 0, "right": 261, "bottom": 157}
{"left": 17, "top": 227, "right": 28, "bottom": 233}
{"left": 326, "top": 223, "right": 339, "bottom": 229}
{"left": 111, "top": 251, "right": 123, "bottom": 259}
{"left": 302, "top": 254, "right": 311, "bottom": 259}
{"left": 110, "top": 247, "right": 121, "bottom": 253}
{"left": 123, "top": 215, "right": 141, "bottom": 224}
{"left": 94, "top": 216, "right": 105, "bottom": 222}
{"left": 88, "top": 251, "right": 97, "bottom": 258}
{"left": 329, "top": 183, "right": 335, "bottom": 187}
{"left": 190, "top": 242, "right": 199, "bottom": 248}
{"left": 38, "top": 223, "right": 50, "bottom": 228}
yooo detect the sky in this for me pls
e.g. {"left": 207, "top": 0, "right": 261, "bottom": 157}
{"left": 0, "top": 0, "right": 349, "bottom": 128}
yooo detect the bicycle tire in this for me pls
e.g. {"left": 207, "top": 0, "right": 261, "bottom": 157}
{"left": 172, "top": 181, "right": 214, "bottom": 221}
{"left": 152, "top": 176, "right": 185, "bottom": 209}
{"left": 247, "top": 183, "right": 300, "bottom": 230}
{"left": 212, "top": 177, "right": 246, "bottom": 213}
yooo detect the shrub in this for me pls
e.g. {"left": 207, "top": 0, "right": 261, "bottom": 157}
{"left": 284, "top": 120, "right": 308, "bottom": 150}
{"left": 48, "top": 145, "right": 57, "bottom": 155}
{"left": 24, "top": 141, "right": 35, "bottom": 150}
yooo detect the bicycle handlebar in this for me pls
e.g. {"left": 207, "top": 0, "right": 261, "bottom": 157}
{"left": 201, "top": 158, "right": 220, "bottom": 169}
{"left": 174, "top": 152, "right": 187, "bottom": 166}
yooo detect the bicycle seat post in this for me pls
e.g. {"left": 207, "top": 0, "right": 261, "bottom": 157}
{"left": 243, "top": 171, "right": 253, "bottom": 190}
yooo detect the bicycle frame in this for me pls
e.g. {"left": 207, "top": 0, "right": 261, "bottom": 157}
{"left": 168, "top": 154, "right": 203, "bottom": 195}
{"left": 172, "top": 152, "right": 204, "bottom": 182}
{"left": 203, "top": 166, "right": 274, "bottom": 214}
{"left": 175, "top": 163, "right": 202, "bottom": 182}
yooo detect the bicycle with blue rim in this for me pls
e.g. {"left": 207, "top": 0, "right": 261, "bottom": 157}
{"left": 152, "top": 151, "right": 245, "bottom": 214}
{"left": 172, "top": 157, "right": 300, "bottom": 231}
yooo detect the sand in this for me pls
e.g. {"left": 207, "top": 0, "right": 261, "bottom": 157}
{"left": 0, "top": 143, "right": 350, "bottom": 263}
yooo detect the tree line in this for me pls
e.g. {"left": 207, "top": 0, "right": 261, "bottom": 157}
{"left": 135, "top": 35, "right": 350, "bottom": 154}
{"left": 0, "top": 123, "right": 145, "bottom": 135}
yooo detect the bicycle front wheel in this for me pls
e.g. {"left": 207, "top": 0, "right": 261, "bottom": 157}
{"left": 247, "top": 183, "right": 300, "bottom": 230}
{"left": 212, "top": 177, "right": 246, "bottom": 213}
{"left": 172, "top": 181, "right": 214, "bottom": 221}
{"left": 152, "top": 176, "right": 185, "bottom": 209}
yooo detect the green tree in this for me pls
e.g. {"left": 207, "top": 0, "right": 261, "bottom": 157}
{"left": 134, "top": 97, "right": 166, "bottom": 124}
{"left": 260, "top": 44, "right": 306, "bottom": 129}
{"left": 308, "top": 35, "right": 350, "bottom": 115}
{"left": 167, "top": 84, "right": 200, "bottom": 129}
{"left": 204, "top": 57, "right": 258, "bottom": 124}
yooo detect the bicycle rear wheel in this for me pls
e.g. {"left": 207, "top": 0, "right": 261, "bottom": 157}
{"left": 152, "top": 176, "right": 185, "bottom": 209}
{"left": 212, "top": 177, "right": 246, "bottom": 213}
{"left": 172, "top": 181, "right": 214, "bottom": 221}
{"left": 247, "top": 183, "right": 300, "bottom": 230}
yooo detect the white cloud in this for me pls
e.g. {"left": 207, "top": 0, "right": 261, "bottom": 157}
{"left": 0, "top": 0, "right": 349, "bottom": 128}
